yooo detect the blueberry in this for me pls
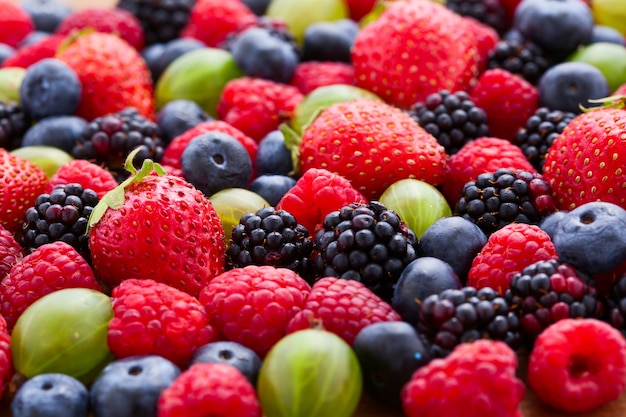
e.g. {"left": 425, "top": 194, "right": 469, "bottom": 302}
{"left": 19, "top": 31, "right": 51, "bottom": 48}
{"left": 589, "top": 25, "right": 626, "bottom": 46}
{"left": 11, "top": 373, "right": 88, "bottom": 417}
{"left": 538, "top": 210, "right": 569, "bottom": 240}
{"left": 353, "top": 321, "right": 432, "bottom": 408}
{"left": 552, "top": 202, "right": 626, "bottom": 274}
{"left": 255, "top": 129, "right": 293, "bottom": 176}
{"left": 418, "top": 216, "right": 488, "bottom": 284}
{"left": 90, "top": 355, "right": 181, "bottom": 417}
{"left": 21, "top": 0, "right": 73, "bottom": 33}
{"left": 181, "top": 131, "right": 252, "bottom": 196}
{"left": 189, "top": 341, "right": 262, "bottom": 386}
{"left": 0, "top": 43, "right": 15, "bottom": 65}
{"left": 249, "top": 174, "right": 296, "bottom": 206}
{"left": 19, "top": 58, "right": 82, "bottom": 121}
{"left": 302, "top": 19, "right": 359, "bottom": 63}
{"left": 538, "top": 62, "right": 609, "bottom": 114}
{"left": 231, "top": 27, "right": 299, "bottom": 84}
{"left": 241, "top": 0, "right": 271, "bottom": 15}
{"left": 157, "top": 99, "right": 211, "bottom": 145}
{"left": 149, "top": 38, "right": 206, "bottom": 82}
{"left": 141, "top": 43, "right": 166, "bottom": 79}
{"left": 21, "top": 115, "right": 88, "bottom": 153}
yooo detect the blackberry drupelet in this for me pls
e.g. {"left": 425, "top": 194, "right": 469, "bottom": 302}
{"left": 454, "top": 168, "right": 557, "bottom": 236}
{"left": 445, "top": 0, "right": 508, "bottom": 34}
{"left": 606, "top": 273, "right": 626, "bottom": 337}
{"left": 19, "top": 183, "right": 99, "bottom": 261}
{"left": 312, "top": 201, "right": 419, "bottom": 302}
{"left": 226, "top": 206, "right": 314, "bottom": 278}
{"left": 116, "top": 0, "right": 196, "bottom": 46}
{"left": 487, "top": 38, "right": 552, "bottom": 85}
{"left": 505, "top": 259, "right": 604, "bottom": 340}
{"left": 0, "top": 101, "right": 29, "bottom": 150}
{"left": 514, "top": 107, "right": 576, "bottom": 172}
{"left": 416, "top": 286, "right": 522, "bottom": 358}
{"left": 407, "top": 90, "right": 489, "bottom": 155}
{"left": 72, "top": 107, "right": 164, "bottom": 180}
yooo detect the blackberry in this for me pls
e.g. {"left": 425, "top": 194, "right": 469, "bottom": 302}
{"left": 505, "top": 259, "right": 604, "bottom": 340}
{"left": 116, "top": 0, "right": 196, "bottom": 46}
{"left": 607, "top": 273, "right": 626, "bottom": 337}
{"left": 312, "top": 201, "right": 419, "bottom": 302}
{"left": 416, "top": 286, "right": 522, "bottom": 358}
{"left": 487, "top": 38, "right": 552, "bottom": 85}
{"left": 0, "top": 101, "right": 29, "bottom": 150}
{"left": 407, "top": 90, "right": 489, "bottom": 155}
{"left": 513, "top": 107, "right": 576, "bottom": 172}
{"left": 19, "top": 183, "right": 99, "bottom": 261}
{"left": 72, "top": 107, "right": 164, "bottom": 180}
{"left": 445, "top": 0, "right": 508, "bottom": 34}
{"left": 226, "top": 207, "right": 314, "bottom": 279}
{"left": 454, "top": 168, "right": 557, "bottom": 236}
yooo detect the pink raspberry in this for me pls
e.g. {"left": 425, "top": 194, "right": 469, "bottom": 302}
{"left": 0, "top": 224, "right": 23, "bottom": 281}
{"left": 46, "top": 160, "right": 118, "bottom": 199}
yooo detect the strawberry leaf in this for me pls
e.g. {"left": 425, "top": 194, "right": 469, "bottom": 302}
{"left": 580, "top": 94, "right": 626, "bottom": 112}
{"left": 280, "top": 123, "right": 302, "bottom": 176}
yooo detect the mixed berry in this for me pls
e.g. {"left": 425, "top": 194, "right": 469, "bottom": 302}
{"left": 1, "top": 0, "right": 626, "bottom": 416}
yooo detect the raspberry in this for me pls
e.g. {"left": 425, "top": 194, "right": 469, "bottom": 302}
{"left": 0, "top": 241, "right": 102, "bottom": 331}
{"left": 286, "top": 277, "right": 402, "bottom": 345}
{"left": 46, "top": 160, "right": 118, "bottom": 199}
{"left": 217, "top": 77, "right": 304, "bottom": 142}
{"left": 108, "top": 279, "right": 217, "bottom": 367}
{"left": 289, "top": 61, "right": 355, "bottom": 95}
{"left": 1, "top": 34, "right": 64, "bottom": 69}
{"left": 198, "top": 265, "right": 311, "bottom": 357}
{"left": 275, "top": 168, "right": 368, "bottom": 235}
{"left": 528, "top": 318, "right": 626, "bottom": 413}
{"left": 461, "top": 17, "right": 499, "bottom": 73}
{"left": 467, "top": 223, "right": 557, "bottom": 295}
{"left": 0, "top": 224, "right": 23, "bottom": 281}
{"left": 401, "top": 340, "right": 525, "bottom": 417}
{"left": 157, "top": 362, "right": 261, "bottom": 417}
{"left": 0, "top": 0, "right": 34, "bottom": 48}
{"left": 0, "top": 330, "right": 12, "bottom": 401}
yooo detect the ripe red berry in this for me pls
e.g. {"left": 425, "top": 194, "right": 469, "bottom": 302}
{"left": 46, "top": 160, "right": 118, "bottom": 199}
{"left": 0, "top": 224, "right": 23, "bottom": 281}
{"left": 0, "top": 330, "right": 13, "bottom": 401}
{"left": 0, "top": 0, "right": 34, "bottom": 48}
{"left": 0, "top": 34, "right": 65, "bottom": 69}
{"left": 289, "top": 61, "right": 355, "bottom": 95}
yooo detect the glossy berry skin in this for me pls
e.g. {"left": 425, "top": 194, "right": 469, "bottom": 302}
{"left": 538, "top": 210, "right": 569, "bottom": 239}
{"left": 11, "top": 373, "right": 88, "bottom": 417}
{"left": 0, "top": 101, "right": 28, "bottom": 151}
{"left": 90, "top": 355, "right": 181, "bottom": 417}
{"left": 1, "top": 33, "right": 64, "bottom": 70}
{"left": 0, "top": 0, "right": 34, "bottom": 48}
{"left": 189, "top": 341, "right": 262, "bottom": 386}
{"left": 156, "top": 99, "right": 211, "bottom": 145}
{"left": 248, "top": 175, "right": 296, "bottom": 207}
{"left": 45, "top": 160, "right": 117, "bottom": 199}
{"left": 254, "top": 130, "right": 293, "bottom": 177}
{"left": 21, "top": 115, "right": 87, "bottom": 154}
{"left": 148, "top": 38, "right": 206, "bottom": 82}
{"left": 302, "top": 19, "right": 358, "bottom": 64}
{"left": 486, "top": 38, "right": 551, "bottom": 85}
{"left": 0, "top": 44, "right": 14, "bottom": 65}
{"left": 21, "top": 0, "right": 72, "bottom": 33}
{"left": 353, "top": 321, "right": 432, "bottom": 408}
{"left": 589, "top": 25, "right": 626, "bottom": 46}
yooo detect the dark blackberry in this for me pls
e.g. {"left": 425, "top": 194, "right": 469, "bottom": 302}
{"left": 607, "top": 273, "right": 626, "bottom": 337}
{"left": 407, "top": 90, "right": 490, "bottom": 155}
{"left": 445, "top": 0, "right": 508, "bottom": 35}
{"left": 454, "top": 168, "right": 557, "bottom": 236}
{"left": 72, "top": 107, "right": 164, "bottom": 180}
{"left": 416, "top": 286, "right": 522, "bottom": 358}
{"left": 19, "top": 183, "right": 99, "bottom": 262}
{"left": 487, "top": 38, "right": 552, "bottom": 85}
{"left": 514, "top": 107, "right": 576, "bottom": 172}
{"left": 312, "top": 201, "right": 419, "bottom": 302}
{"left": 226, "top": 206, "right": 314, "bottom": 278}
{"left": 116, "top": 0, "right": 196, "bottom": 46}
{"left": 505, "top": 259, "right": 604, "bottom": 340}
{"left": 0, "top": 101, "right": 29, "bottom": 151}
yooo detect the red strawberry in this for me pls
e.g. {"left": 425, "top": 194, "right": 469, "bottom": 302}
{"left": 351, "top": 0, "right": 480, "bottom": 109}
{"left": 0, "top": 0, "right": 34, "bottom": 48}
{"left": 290, "top": 61, "right": 355, "bottom": 95}
{"left": 46, "top": 159, "right": 118, "bottom": 199}
{"left": 297, "top": 98, "right": 448, "bottom": 200}
{"left": 1, "top": 34, "right": 65, "bottom": 69}
{"left": 56, "top": 32, "right": 155, "bottom": 121}
{"left": 461, "top": 17, "right": 500, "bottom": 73}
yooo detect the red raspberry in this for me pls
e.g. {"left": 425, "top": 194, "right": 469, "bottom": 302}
{"left": 344, "top": 0, "right": 377, "bottom": 21}
{"left": 275, "top": 168, "right": 368, "bottom": 234}
{"left": 46, "top": 160, "right": 118, "bottom": 199}
{"left": 0, "top": 0, "right": 34, "bottom": 48}
{"left": 55, "top": 8, "right": 145, "bottom": 51}
{"left": 461, "top": 17, "right": 499, "bottom": 73}
{"left": 217, "top": 77, "right": 304, "bottom": 142}
{"left": 441, "top": 137, "right": 536, "bottom": 205}
{"left": 108, "top": 279, "right": 217, "bottom": 367}
{"left": 1, "top": 34, "right": 65, "bottom": 69}
{"left": 289, "top": 61, "right": 355, "bottom": 95}
{"left": 402, "top": 340, "right": 525, "bottom": 417}
{"left": 199, "top": 265, "right": 311, "bottom": 357}
{"left": 157, "top": 362, "right": 261, "bottom": 417}
{"left": 0, "top": 224, "right": 23, "bottom": 281}
{"left": 286, "top": 277, "right": 401, "bottom": 345}
{"left": 467, "top": 223, "right": 557, "bottom": 295}
{"left": 0, "top": 241, "right": 102, "bottom": 331}
{"left": 181, "top": 0, "right": 257, "bottom": 48}
{"left": 0, "top": 330, "right": 12, "bottom": 401}
{"left": 529, "top": 318, "right": 626, "bottom": 413}
{"left": 470, "top": 68, "right": 539, "bottom": 141}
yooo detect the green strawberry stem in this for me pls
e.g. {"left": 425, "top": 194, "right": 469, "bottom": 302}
{"left": 579, "top": 94, "right": 626, "bottom": 112}
{"left": 280, "top": 123, "right": 302, "bottom": 177}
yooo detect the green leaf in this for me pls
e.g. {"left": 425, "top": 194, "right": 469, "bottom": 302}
{"left": 579, "top": 94, "right": 626, "bottom": 112}
{"left": 280, "top": 123, "right": 302, "bottom": 177}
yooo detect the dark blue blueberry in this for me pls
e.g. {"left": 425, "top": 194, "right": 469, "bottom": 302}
{"left": 302, "top": 19, "right": 359, "bottom": 63}
{"left": 149, "top": 38, "right": 206, "bottom": 82}
{"left": 538, "top": 210, "right": 569, "bottom": 240}
{"left": 0, "top": 43, "right": 15, "bottom": 66}
{"left": 21, "top": 115, "right": 88, "bottom": 153}
{"left": 11, "top": 373, "right": 88, "bottom": 417}
{"left": 231, "top": 27, "right": 299, "bottom": 84}
{"left": 254, "top": 129, "right": 293, "bottom": 177}
{"left": 181, "top": 131, "right": 252, "bottom": 196}
{"left": 552, "top": 202, "right": 626, "bottom": 274}
{"left": 514, "top": 0, "right": 593, "bottom": 56}
{"left": 242, "top": 0, "right": 271, "bottom": 15}
{"left": 589, "top": 25, "right": 626, "bottom": 46}
{"left": 391, "top": 256, "right": 462, "bottom": 324}
{"left": 418, "top": 216, "right": 488, "bottom": 284}
{"left": 90, "top": 355, "right": 181, "bottom": 417}
{"left": 538, "top": 62, "right": 609, "bottom": 114}
{"left": 248, "top": 174, "right": 296, "bottom": 206}
{"left": 353, "top": 321, "right": 432, "bottom": 408}
{"left": 19, "top": 31, "right": 50, "bottom": 48}
{"left": 157, "top": 99, "right": 211, "bottom": 145}
{"left": 21, "top": 0, "right": 73, "bottom": 33}
{"left": 189, "top": 341, "right": 262, "bottom": 386}
{"left": 19, "top": 58, "right": 82, "bottom": 121}
{"left": 141, "top": 43, "right": 166, "bottom": 80}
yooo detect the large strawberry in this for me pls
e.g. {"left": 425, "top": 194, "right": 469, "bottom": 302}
{"left": 88, "top": 151, "right": 225, "bottom": 297}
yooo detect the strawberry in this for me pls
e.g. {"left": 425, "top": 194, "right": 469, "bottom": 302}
{"left": 296, "top": 98, "right": 447, "bottom": 200}
{"left": 0, "top": 34, "right": 65, "bottom": 69}
{"left": 290, "top": 61, "right": 356, "bottom": 95}
{"left": 0, "top": 0, "right": 34, "bottom": 48}
{"left": 351, "top": 0, "right": 480, "bottom": 109}
{"left": 56, "top": 31, "right": 155, "bottom": 121}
